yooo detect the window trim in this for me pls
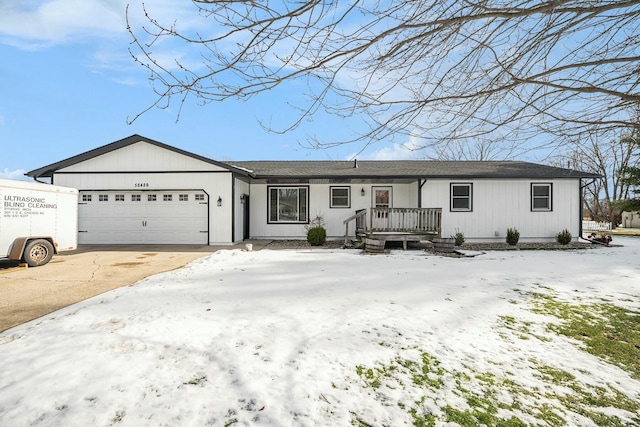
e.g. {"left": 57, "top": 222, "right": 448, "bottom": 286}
{"left": 531, "top": 183, "right": 553, "bottom": 212}
{"left": 450, "top": 183, "right": 473, "bottom": 212}
{"left": 267, "top": 185, "right": 310, "bottom": 224}
{"left": 330, "top": 186, "right": 351, "bottom": 209}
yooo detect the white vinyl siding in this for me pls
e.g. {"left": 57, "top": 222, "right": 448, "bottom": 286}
{"left": 423, "top": 179, "right": 579, "bottom": 242}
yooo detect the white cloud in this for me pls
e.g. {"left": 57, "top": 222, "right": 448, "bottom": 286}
{"left": 0, "top": 0, "right": 127, "bottom": 47}
{"left": 0, "top": 168, "right": 28, "bottom": 180}
{"left": 349, "top": 135, "right": 425, "bottom": 160}
{"left": 0, "top": 1, "right": 199, "bottom": 49}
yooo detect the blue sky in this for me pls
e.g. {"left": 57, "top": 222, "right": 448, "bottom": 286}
{"left": 0, "top": 1, "right": 422, "bottom": 181}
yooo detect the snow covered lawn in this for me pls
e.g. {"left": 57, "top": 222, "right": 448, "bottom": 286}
{"left": 1, "top": 238, "right": 639, "bottom": 426}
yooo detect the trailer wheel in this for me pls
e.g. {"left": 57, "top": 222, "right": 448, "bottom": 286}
{"left": 23, "top": 239, "right": 55, "bottom": 267}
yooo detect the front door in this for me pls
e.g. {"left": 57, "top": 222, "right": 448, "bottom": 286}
{"left": 242, "top": 195, "right": 250, "bottom": 240}
{"left": 372, "top": 186, "right": 392, "bottom": 208}
{"left": 372, "top": 186, "right": 392, "bottom": 227}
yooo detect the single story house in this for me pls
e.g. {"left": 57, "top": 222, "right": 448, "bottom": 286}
{"left": 27, "top": 134, "right": 600, "bottom": 245}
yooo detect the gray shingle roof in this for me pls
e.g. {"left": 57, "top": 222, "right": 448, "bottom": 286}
{"left": 230, "top": 160, "right": 600, "bottom": 179}
{"left": 25, "top": 134, "right": 600, "bottom": 180}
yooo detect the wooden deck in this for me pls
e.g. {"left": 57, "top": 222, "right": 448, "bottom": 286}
{"left": 344, "top": 207, "right": 442, "bottom": 248}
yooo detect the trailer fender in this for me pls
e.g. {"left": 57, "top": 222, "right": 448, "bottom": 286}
{"left": 8, "top": 237, "right": 58, "bottom": 265}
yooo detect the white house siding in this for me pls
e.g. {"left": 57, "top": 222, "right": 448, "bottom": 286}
{"left": 58, "top": 141, "right": 221, "bottom": 173}
{"left": 248, "top": 182, "right": 419, "bottom": 239}
{"left": 421, "top": 179, "right": 581, "bottom": 242}
{"left": 51, "top": 141, "right": 237, "bottom": 245}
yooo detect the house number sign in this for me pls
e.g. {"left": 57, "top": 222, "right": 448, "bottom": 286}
{"left": 134, "top": 183, "right": 150, "bottom": 188}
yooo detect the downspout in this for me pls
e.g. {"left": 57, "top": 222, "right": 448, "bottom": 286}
{"left": 32, "top": 174, "right": 48, "bottom": 184}
{"left": 579, "top": 178, "right": 598, "bottom": 241}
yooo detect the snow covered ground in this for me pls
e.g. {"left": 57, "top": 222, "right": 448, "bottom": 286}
{"left": 1, "top": 238, "right": 639, "bottom": 426}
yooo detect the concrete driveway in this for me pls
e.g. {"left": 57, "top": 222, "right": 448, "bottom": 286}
{"left": 0, "top": 242, "right": 271, "bottom": 333}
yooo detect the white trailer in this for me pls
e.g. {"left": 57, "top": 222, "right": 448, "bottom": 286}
{"left": 0, "top": 178, "right": 78, "bottom": 267}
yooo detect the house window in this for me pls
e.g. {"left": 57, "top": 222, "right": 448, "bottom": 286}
{"left": 330, "top": 187, "right": 350, "bottom": 208}
{"left": 115, "top": 194, "right": 124, "bottom": 202}
{"left": 179, "top": 194, "right": 188, "bottom": 201}
{"left": 131, "top": 194, "right": 141, "bottom": 202}
{"left": 82, "top": 194, "right": 92, "bottom": 202}
{"left": 451, "top": 183, "right": 472, "bottom": 212}
{"left": 163, "top": 194, "right": 172, "bottom": 202}
{"left": 98, "top": 194, "right": 109, "bottom": 202}
{"left": 268, "top": 186, "right": 309, "bottom": 223}
{"left": 531, "top": 183, "right": 552, "bottom": 211}
{"left": 148, "top": 194, "right": 157, "bottom": 202}
{"left": 195, "top": 194, "right": 205, "bottom": 201}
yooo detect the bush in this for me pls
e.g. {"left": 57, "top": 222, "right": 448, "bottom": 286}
{"left": 556, "top": 229, "right": 572, "bottom": 245}
{"left": 451, "top": 230, "right": 465, "bottom": 246}
{"left": 506, "top": 228, "right": 520, "bottom": 246}
{"left": 306, "top": 226, "right": 327, "bottom": 246}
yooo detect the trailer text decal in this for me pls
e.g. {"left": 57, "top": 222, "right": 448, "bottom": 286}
{"left": 3, "top": 194, "right": 57, "bottom": 217}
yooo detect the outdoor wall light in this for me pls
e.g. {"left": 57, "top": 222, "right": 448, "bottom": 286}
{"left": 240, "top": 194, "right": 246, "bottom": 203}
{"left": 361, "top": 188, "right": 365, "bottom": 196}
{"left": 217, "top": 196, "right": 222, "bottom": 207}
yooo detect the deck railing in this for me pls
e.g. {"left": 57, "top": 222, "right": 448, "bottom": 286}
{"left": 370, "top": 207, "right": 442, "bottom": 234}
{"left": 344, "top": 208, "right": 442, "bottom": 244}
{"left": 343, "top": 209, "right": 368, "bottom": 245}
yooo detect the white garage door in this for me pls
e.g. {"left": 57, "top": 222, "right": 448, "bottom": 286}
{"left": 78, "top": 191, "right": 209, "bottom": 244}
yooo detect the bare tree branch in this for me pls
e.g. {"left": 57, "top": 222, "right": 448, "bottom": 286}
{"left": 127, "top": 0, "right": 640, "bottom": 153}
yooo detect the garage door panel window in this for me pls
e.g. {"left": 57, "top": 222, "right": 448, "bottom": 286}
{"left": 531, "top": 183, "right": 552, "bottom": 211}
{"left": 99, "top": 194, "right": 108, "bottom": 202}
{"left": 115, "top": 194, "right": 124, "bottom": 202}
{"left": 82, "top": 194, "right": 92, "bottom": 202}
{"left": 148, "top": 195, "right": 157, "bottom": 202}
{"left": 268, "top": 186, "right": 309, "bottom": 223}
{"left": 179, "top": 194, "right": 188, "bottom": 201}
{"left": 132, "top": 194, "right": 141, "bottom": 202}
{"left": 163, "top": 194, "right": 172, "bottom": 202}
